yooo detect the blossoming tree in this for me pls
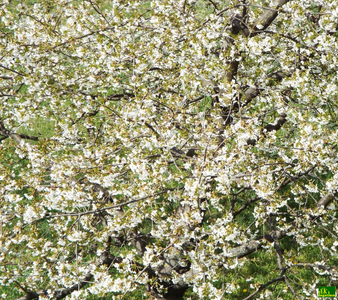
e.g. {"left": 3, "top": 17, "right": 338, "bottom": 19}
{"left": 1, "top": 0, "right": 338, "bottom": 299}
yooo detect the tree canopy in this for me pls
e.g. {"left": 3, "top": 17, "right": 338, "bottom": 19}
{"left": 1, "top": 0, "right": 338, "bottom": 299}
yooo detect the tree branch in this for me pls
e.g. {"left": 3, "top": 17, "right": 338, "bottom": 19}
{"left": 242, "top": 276, "right": 285, "bottom": 300}
{"left": 14, "top": 251, "right": 123, "bottom": 300}
{"left": 253, "top": 0, "right": 290, "bottom": 31}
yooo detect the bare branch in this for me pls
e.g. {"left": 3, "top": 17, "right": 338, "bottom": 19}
{"left": 0, "top": 64, "right": 25, "bottom": 76}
